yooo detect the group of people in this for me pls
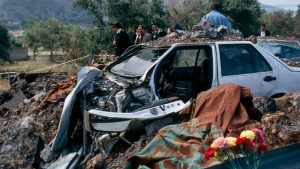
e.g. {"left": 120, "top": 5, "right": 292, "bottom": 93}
{"left": 111, "top": 3, "right": 272, "bottom": 57}
{"left": 111, "top": 22, "right": 167, "bottom": 57}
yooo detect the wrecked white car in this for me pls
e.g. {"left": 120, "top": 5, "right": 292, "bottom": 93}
{"left": 48, "top": 41, "right": 300, "bottom": 167}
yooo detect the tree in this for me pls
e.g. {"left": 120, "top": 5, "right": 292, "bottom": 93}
{"left": 166, "top": 0, "right": 210, "bottom": 31}
{"left": 60, "top": 25, "right": 95, "bottom": 59}
{"left": 24, "top": 21, "right": 43, "bottom": 60}
{"left": 10, "top": 36, "right": 23, "bottom": 48}
{"left": 74, "top": 0, "right": 170, "bottom": 31}
{"left": 260, "top": 10, "right": 296, "bottom": 36}
{"left": 148, "top": 0, "right": 170, "bottom": 29}
{"left": 40, "top": 18, "right": 64, "bottom": 57}
{"left": 221, "top": 0, "right": 261, "bottom": 37}
{"left": 294, "top": 5, "right": 300, "bottom": 38}
{"left": 73, "top": 0, "right": 105, "bottom": 26}
{"left": 105, "top": 0, "right": 150, "bottom": 30}
{"left": 0, "top": 25, "right": 11, "bottom": 62}
{"left": 59, "top": 25, "right": 114, "bottom": 59}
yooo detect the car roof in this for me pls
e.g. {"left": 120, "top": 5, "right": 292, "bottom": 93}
{"left": 257, "top": 38, "right": 300, "bottom": 43}
{"left": 170, "top": 41, "right": 253, "bottom": 46}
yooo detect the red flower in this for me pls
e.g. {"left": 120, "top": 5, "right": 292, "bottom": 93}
{"left": 236, "top": 137, "right": 247, "bottom": 146}
{"left": 205, "top": 147, "right": 215, "bottom": 160}
{"left": 236, "top": 137, "right": 254, "bottom": 150}
{"left": 257, "top": 144, "right": 268, "bottom": 153}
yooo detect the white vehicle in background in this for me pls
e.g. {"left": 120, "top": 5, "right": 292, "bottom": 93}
{"left": 257, "top": 39, "right": 300, "bottom": 61}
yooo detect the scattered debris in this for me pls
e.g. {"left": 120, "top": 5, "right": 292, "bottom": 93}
{"left": 0, "top": 116, "right": 44, "bottom": 169}
{"left": 262, "top": 111, "right": 300, "bottom": 149}
{"left": 0, "top": 72, "right": 75, "bottom": 168}
{"left": 255, "top": 93, "right": 300, "bottom": 150}
{"left": 146, "top": 21, "right": 244, "bottom": 47}
{"left": 3, "top": 90, "right": 26, "bottom": 111}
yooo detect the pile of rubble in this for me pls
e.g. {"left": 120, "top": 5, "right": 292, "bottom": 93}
{"left": 146, "top": 21, "right": 244, "bottom": 47}
{"left": 0, "top": 73, "right": 76, "bottom": 168}
{"left": 253, "top": 95, "right": 300, "bottom": 150}
{"left": 1, "top": 71, "right": 300, "bottom": 168}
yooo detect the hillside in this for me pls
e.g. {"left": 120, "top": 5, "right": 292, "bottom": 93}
{"left": 0, "top": 0, "right": 92, "bottom": 30}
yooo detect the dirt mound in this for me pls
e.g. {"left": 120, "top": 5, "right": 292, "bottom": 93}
{"left": 0, "top": 72, "right": 76, "bottom": 168}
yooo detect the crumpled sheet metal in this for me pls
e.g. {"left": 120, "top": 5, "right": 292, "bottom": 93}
{"left": 51, "top": 67, "right": 101, "bottom": 151}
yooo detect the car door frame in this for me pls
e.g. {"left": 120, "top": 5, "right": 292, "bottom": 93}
{"left": 149, "top": 43, "right": 214, "bottom": 100}
{"left": 215, "top": 41, "right": 278, "bottom": 96}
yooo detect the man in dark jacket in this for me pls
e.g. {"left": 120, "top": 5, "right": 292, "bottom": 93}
{"left": 111, "top": 22, "right": 132, "bottom": 57}
{"left": 151, "top": 23, "right": 167, "bottom": 40}
{"left": 257, "top": 24, "right": 271, "bottom": 37}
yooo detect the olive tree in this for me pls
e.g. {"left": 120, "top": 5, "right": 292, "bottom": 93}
{"left": 24, "top": 21, "right": 43, "bottom": 60}
{"left": 40, "top": 18, "right": 64, "bottom": 57}
{"left": 221, "top": 0, "right": 261, "bottom": 37}
{"left": 260, "top": 10, "right": 296, "bottom": 36}
{"left": 73, "top": 0, "right": 105, "bottom": 26}
{"left": 0, "top": 25, "right": 11, "bottom": 62}
{"left": 166, "top": 0, "right": 210, "bottom": 31}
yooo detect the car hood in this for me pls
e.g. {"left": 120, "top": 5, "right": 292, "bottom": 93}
{"left": 110, "top": 56, "right": 154, "bottom": 78}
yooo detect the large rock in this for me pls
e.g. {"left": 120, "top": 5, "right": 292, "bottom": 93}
{"left": 261, "top": 93, "right": 300, "bottom": 149}
{"left": 0, "top": 116, "right": 44, "bottom": 169}
{"left": 261, "top": 112, "right": 300, "bottom": 149}
{"left": 253, "top": 96, "right": 276, "bottom": 113}
{"left": 275, "top": 92, "right": 300, "bottom": 113}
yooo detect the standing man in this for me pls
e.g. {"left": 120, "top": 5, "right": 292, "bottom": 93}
{"left": 134, "top": 25, "right": 152, "bottom": 44}
{"left": 111, "top": 22, "right": 132, "bottom": 58}
{"left": 202, "top": 4, "right": 232, "bottom": 31}
{"left": 151, "top": 23, "right": 167, "bottom": 40}
{"left": 258, "top": 24, "right": 271, "bottom": 37}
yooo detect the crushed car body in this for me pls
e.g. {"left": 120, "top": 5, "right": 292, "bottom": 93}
{"left": 48, "top": 40, "right": 300, "bottom": 168}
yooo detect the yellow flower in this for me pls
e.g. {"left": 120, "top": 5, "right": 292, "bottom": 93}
{"left": 226, "top": 137, "right": 237, "bottom": 147}
{"left": 240, "top": 130, "right": 255, "bottom": 139}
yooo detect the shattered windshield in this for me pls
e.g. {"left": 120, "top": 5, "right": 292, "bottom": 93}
{"left": 110, "top": 46, "right": 169, "bottom": 78}
{"left": 257, "top": 40, "right": 300, "bottom": 66}
{"left": 257, "top": 40, "right": 300, "bottom": 58}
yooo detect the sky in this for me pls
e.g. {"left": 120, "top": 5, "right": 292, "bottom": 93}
{"left": 258, "top": 0, "right": 300, "bottom": 11}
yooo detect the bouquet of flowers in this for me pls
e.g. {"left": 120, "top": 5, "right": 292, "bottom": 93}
{"left": 204, "top": 128, "right": 268, "bottom": 169}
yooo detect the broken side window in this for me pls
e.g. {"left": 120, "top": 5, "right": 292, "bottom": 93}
{"left": 172, "top": 49, "right": 199, "bottom": 68}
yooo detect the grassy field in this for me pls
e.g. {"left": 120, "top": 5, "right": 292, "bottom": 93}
{"left": 0, "top": 78, "right": 10, "bottom": 95}
{"left": 0, "top": 53, "right": 84, "bottom": 94}
{"left": 0, "top": 50, "right": 113, "bottom": 94}
{"left": 0, "top": 53, "right": 83, "bottom": 73}
{"left": 0, "top": 59, "right": 80, "bottom": 73}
